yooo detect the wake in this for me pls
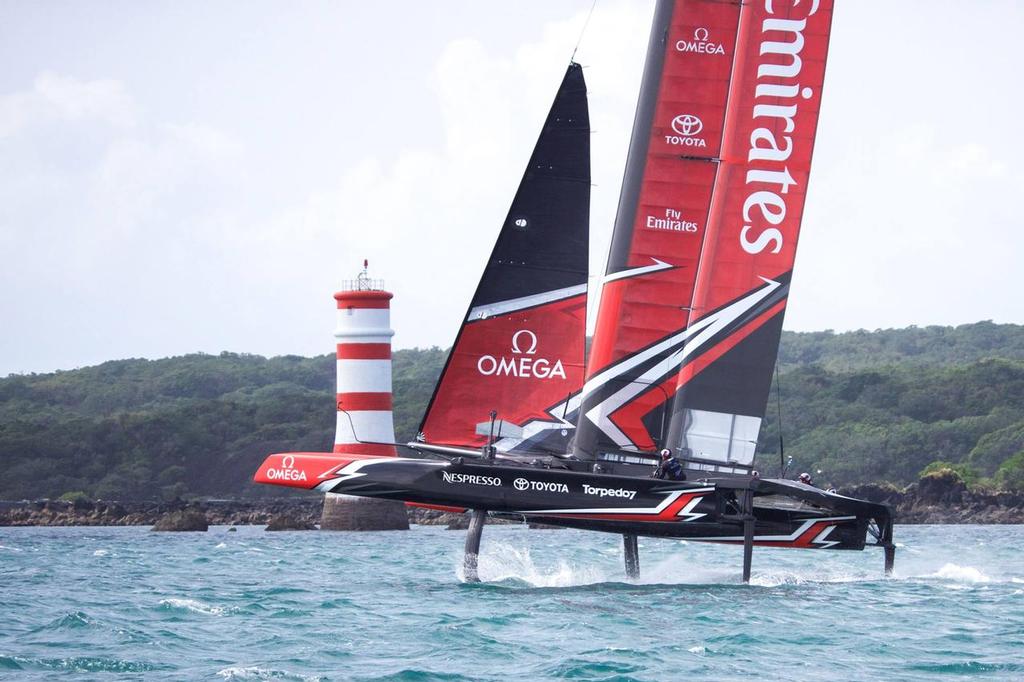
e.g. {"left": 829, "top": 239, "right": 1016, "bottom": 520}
{"left": 455, "top": 540, "right": 1015, "bottom": 589}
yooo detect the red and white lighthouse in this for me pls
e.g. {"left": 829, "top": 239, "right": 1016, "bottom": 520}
{"left": 332, "top": 271, "right": 398, "bottom": 457}
{"left": 321, "top": 261, "right": 409, "bottom": 530}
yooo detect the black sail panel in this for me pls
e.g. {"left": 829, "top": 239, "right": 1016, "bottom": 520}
{"left": 473, "top": 67, "right": 590, "bottom": 307}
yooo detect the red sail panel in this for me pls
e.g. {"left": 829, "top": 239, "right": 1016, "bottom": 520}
{"left": 691, "top": 0, "right": 832, "bottom": 315}
{"left": 665, "top": 0, "right": 835, "bottom": 469}
{"left": 574, "top": 0, "right": 743, "bottom": 459}
{"left": 419, "top": 296, "right": 587, "bottom": 450}
{"left": 588, "top": 0, "right": 740, "bottom": 373}
{"left": 576, "top": 0, "right": 834, "bottom": 464}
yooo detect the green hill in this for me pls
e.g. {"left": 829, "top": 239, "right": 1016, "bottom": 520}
{"left": 1, "top": 322, "right": 1022, "bottom": 499}
{"left": 776, "top": 321, "right": 1024, "bottom": 371}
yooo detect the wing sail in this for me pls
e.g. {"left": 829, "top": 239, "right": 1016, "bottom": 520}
{"left": 666, "top": 1, "right": 834, "bottom": 471}
{"left": 574, "top": 0, "right": 834, "bottom": 471}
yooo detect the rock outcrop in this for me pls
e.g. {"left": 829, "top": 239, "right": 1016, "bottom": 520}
{"left": 0, "top": 498, "right": 324, "bottom": 527}
{"left": 265, "top": 513, "right": 317, "bottom": 531}
{"left": 840, "top": 477, "right": 1024, "bottom": 523}
{"left": 152, "top": 510, "right": 209, "bottom": 532}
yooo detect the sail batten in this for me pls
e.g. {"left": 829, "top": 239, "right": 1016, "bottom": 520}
{"left": 467, "top": 283, "right": 588, "bottom": 321}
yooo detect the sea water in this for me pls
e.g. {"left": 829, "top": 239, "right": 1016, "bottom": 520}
{"left": 0, "top": 524, "right": 1022, "bottom": 680}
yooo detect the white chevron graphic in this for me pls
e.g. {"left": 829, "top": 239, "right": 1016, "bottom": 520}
{"left": 689, "top": 516, "right": 856, "bottom": 548}
{"left": 602, "top": 258, "right": 674, "bottom": 284}
{"left": 520, "top": 487, "right": 714, "bottom": 519}
{"left": 584, "top": 278, "right": 781, "bottom": 448}
{"left": 493, "top": 277, "right": 782, "bottom": 453}
{"left": 314, "top": 458, "right": 442, "bottom": 492}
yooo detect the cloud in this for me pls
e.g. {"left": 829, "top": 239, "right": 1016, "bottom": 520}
{"left": 257, "top": 0, "right": 654, "bottom": 350}
{"left": 0, "top": 71, "right": 136, "bottom": 138}
{"left": 3, "top": 1, "right": 1021, "bottom": 375}
{"left": 0, "top": 71, "right": 252, "bottom": 372}
{"left": 91, "top": 122, "right": 243, "bottom": 237}
{"left": 790, "top": 124, "right": 1023, "bottom": 331}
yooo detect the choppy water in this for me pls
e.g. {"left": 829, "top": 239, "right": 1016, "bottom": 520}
{"left": 1, "top": 524, "right": 1022, "bottom": 680}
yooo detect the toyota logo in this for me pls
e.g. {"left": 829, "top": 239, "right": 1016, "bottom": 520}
{"left": 671, "top": 114, "right": 703, "bottom": 136}
{"left": 513, "top": 478, "right": 529, "bottom": 491}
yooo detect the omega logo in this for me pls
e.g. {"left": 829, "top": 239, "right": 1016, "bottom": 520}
{"left": 511, "top": 329, "right": 537, "bottom": 355}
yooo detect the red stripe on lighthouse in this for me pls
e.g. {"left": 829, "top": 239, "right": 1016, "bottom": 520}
{"left": 334, "top": 291, "right": 393, "bottom": 309}
{"left": 332, "top": 442, "right": 398, "bottom": 456}
{"left": 337, "top": 392, "right": 393, "bottom": 411}
{"left": 336, "top": 343, "right": 392, "bottom": 360}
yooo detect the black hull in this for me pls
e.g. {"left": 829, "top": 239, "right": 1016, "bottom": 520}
{"left": 319, "top": 456, "right": 892, "bottom": 552}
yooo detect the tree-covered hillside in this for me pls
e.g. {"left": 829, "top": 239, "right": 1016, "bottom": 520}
{"left": 757, "top": 358, "right": 1024, "bottom": 487}
{"left": 776, "top": 321, "right": 1024, "bottom": 371}
{"left": 2, "top": 322, "right": 1022, "bottom": 499}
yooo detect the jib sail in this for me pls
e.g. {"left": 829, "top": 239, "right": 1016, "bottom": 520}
{"left": 574, "top": 0, "right": 834, "bottom": 472}
{"left": 418, "top": 62, "right": 590, "bottom": 454}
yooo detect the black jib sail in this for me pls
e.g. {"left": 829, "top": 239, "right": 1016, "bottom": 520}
{"left": 418, "top": 62, "right": 590, "bottom": 454}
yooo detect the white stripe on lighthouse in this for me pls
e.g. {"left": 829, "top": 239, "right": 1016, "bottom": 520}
{"left": 336, "top": 359, "right": 393, "bottom": 393}
{"left": 334, "top": 410, "right": 398, "bottom": 445}
{"left": 334, "top": 309, "right": 395, "bottom": 341}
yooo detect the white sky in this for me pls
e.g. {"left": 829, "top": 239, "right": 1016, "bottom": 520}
{"left": 2, "top": 1, "right": 1022, "bottom": 376}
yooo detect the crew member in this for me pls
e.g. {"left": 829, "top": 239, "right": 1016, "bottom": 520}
{"left": 653, "top": 448, "right": 685, "bottom": 481}
{"left": 798, "top": 472, "right": 814, "bottom": 486}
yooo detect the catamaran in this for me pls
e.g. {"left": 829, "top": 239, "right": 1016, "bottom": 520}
{"left": 255, "top": 0, "right": 895, "bottom": 582}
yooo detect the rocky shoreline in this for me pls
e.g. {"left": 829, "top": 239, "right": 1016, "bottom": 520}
{"left": 839, "top": 471, "right": 1024, "bottom": 524}
{"left": 1, "top": 472, "right": 1021, "bottom": 528}
{"left": 0, "top": 497, "right": 504, "bottom": 529}
{"left": 0, "top": 498, "right": 324, "bottom": 528}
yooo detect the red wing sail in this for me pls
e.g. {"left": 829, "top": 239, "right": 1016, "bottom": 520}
{"left": 666, "top": 1, "right": 834, "bottom": 470}
{"left": 575, "top": 0, "right": 834, "bottom": 470}
{"left": 418, "top": 63, "right": 590, "bottom": 454}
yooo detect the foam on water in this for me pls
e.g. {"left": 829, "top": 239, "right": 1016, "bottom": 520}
{"left": 158, "top": 598, "right": 225, "bottom": 616}
{"left": 930, "top": 563, "right": 992, "bottom": 583}
{"left": 0, "top": 655, "right": 164, "bottom": 673}
{"left": 464, "top": 542, "right": 606, "bottom": 587}
{"left": 216, "top": 665, "right": 326, "bottom": 681}
{"left": 470, "top": 538, "right": 879, "bottom": 589}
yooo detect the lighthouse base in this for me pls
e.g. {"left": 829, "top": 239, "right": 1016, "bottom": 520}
{"left": 319, "top": 493, "right": 409, "bottom": 531}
